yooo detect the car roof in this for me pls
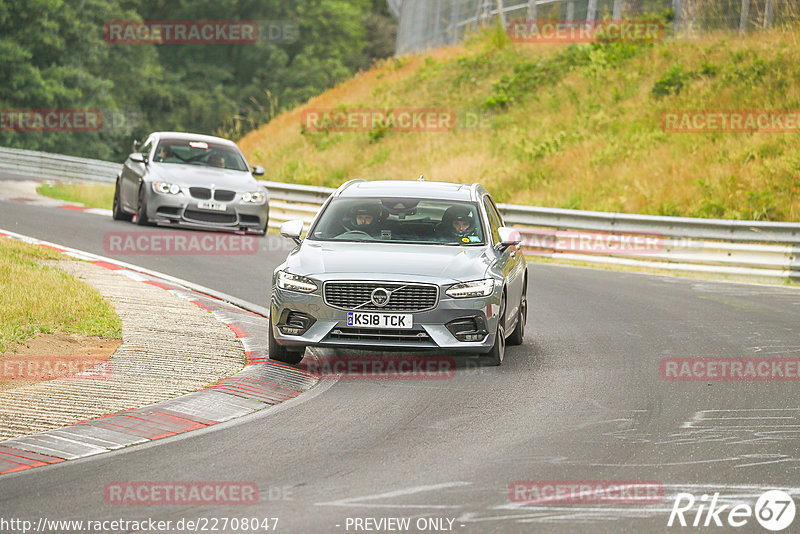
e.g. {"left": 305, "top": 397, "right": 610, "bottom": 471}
{"left": 335, "top": 180, "right": 483, "bottom": 202}
{"left": 152, "top": 132, "right": 238, "bottom": 147}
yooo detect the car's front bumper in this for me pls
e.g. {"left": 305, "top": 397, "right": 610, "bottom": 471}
{"left": 144, "top": 190, "right": 269, "bottom": 233}
{"left": 270, "top": 284, "right": 502, "bottom": 353}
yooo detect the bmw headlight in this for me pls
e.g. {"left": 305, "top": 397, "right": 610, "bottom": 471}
{"left": 446, "top": 278, "right": 495, "bottom": 298}
{"left": 276, "top": 271, "right": 317, "bottom": 293}
{"left": 152, "top": 182, "right": 181, "bottom": 195}
{"left": 242, "top": 191, "right": 266, "bottom": 203}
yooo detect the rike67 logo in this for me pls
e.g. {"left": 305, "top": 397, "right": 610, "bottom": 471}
{"left": 668, "top": 490, "right": 796, "bottom": 531}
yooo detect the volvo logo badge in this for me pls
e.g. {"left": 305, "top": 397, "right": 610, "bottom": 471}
{"left": 371, "top": 288, "right": 391, "bottom": 307}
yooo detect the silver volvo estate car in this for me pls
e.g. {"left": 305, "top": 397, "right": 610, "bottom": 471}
{"left": 269, "top": 179, "right": 528, "bottom": 366}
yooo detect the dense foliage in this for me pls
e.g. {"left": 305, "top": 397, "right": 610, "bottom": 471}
{"left": 0, "top": 0, "right": 395, "bottom": 161}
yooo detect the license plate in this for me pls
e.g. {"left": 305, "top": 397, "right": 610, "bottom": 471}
{"left": 197, "top": 201, "right": 227, "bottom": 212}
{"left": 347, "top": 312, "right": 413, "bottom": 329}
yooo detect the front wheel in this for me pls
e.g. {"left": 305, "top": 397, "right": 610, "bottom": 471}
{"left": 268, "top": 316, "right": 305, "bottom": 365}
{"left": 135, "top": 184, "right": 150, "bottom": 226}
{"left": 479, "top": 295, "right": 506, "bottom": 367}
{"left": 507, "top": 285, "right": 526, "bottom": 346}
{"left": 112, "top": 181, "right": 133, "bottom": 221}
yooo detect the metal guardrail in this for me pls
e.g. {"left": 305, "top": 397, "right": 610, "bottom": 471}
{"left": 1, "top": 147, "right": 797, "bottom": 282}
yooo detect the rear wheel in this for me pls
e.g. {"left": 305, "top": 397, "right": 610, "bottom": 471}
{"left": 112, "top": 180, "right": 132, "bottom": 221}
{"left": 268, "top": 316, "right": 305, "bottom": 365}
{"left": 135, "top": 184, "right": 150, "bottom": 226}
{"left": 479, "top": 295, "right": 506, "bottom": 366}
{"left": 507, "top": 283, "right": 527, "bottom": 346}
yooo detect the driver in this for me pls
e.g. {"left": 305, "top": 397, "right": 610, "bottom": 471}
{"left": 438, "top": 205, "right": 477, "bottom": 241}
{"left": 345, "top": 201, "right": 382, "bottom": 236}
{"left": 209, "top": 154, "right": 226, "bottom": 168}
{"left": 156, "top": 146, "right": 174, "bottom": 163}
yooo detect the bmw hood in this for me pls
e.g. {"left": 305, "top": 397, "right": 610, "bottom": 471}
{"left": 150, "top": 163, "right": 261, "bottom": 190}
{"left": 285, "top": 241, "right": 492, "bottom": 283}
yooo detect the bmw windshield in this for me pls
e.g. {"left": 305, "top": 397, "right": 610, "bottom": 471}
{"left": 153, "top": 139, "right": 249, "bottom": 171}
{"left": 308, "top": 197, "right": 486, "bottom": 245}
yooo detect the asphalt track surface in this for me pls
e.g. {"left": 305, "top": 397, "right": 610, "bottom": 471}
{"left": 1, "top": 179, "right": 800, "bottom": 533}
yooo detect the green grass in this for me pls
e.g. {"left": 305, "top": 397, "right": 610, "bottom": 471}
{"left": 239, "top": 24, "right": 800, "bottom": 222}
{"left": 0, "top": 238, "right": 122, "bottom": 353}
{"left": 37, "top": 183, "right": 114, "bottom": 210}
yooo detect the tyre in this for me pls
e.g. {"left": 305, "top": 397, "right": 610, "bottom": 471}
{"left": 479, "top": 295, "right": 506, "bottom": 366}
{"left": 135, "top": 184, "right": 150, "bottom": 226}
{"left": 268, "top": 316, "right": 305, "bottom": 365}
{"left": 507, "top": 282, "right": 527, "bottom": 346}
{"left": 112, "top": 180, "right": 133, "bottom": 221}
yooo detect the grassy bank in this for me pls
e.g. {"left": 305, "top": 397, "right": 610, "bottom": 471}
{"left": 0, "top": 238, "right": 121, "bottom": 353}
{"left": 239, "top": 26, "right": 800, "bottom": 221}
{"left": 37, "top": 183, "right": 114, "bottom": 210}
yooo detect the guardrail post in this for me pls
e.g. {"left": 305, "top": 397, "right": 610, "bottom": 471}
{"left": 763, "top": 0, "right": 776, "bottom": 29}
{"left": 672, "top": 0, "right": 683, "bottom": 31}
{"left": 567, "top": 1, "right": 575, "bottom": 23}
{"left": 526, "top": 0, "right": 538, "bottom": 19}
{"left": 739, "top": 0, "right": 751, "bottom": 35}
{"left": 495, "top": 0, "right": 507, "bottom": 29}
{"left": 586, "top": 0, "right": 598, "bottom": 22}
{"left": 612, "top": 0, "right": 622, "bottom": 19}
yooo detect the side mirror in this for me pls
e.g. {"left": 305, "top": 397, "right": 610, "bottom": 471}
{"left": 280, "top": 219, "right": 304, "bottom": 244}
{"left": 252, "top": 165, "right": 265, "bottom": 176}
{"left": 497, "top": 227, "right": 522, "bottom": 250}
{"left": 129, "top": 152, "right": 146, "bottom": 164}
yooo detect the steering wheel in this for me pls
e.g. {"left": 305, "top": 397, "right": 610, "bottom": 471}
{"left": 336, "top": 230, "right": 375, "bottom": 240}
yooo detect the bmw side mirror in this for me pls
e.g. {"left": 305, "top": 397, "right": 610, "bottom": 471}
{"left": 497, "top": 227, "right": 522, "bottom": 251}
{"left": 252, "top": 165, "right": 265, "bottom": 176}
{"left": 129, "top": 152, "right": 146, "bottom": 164}
{"left": 280, "top": 219, "right": 304, "bottom": 244}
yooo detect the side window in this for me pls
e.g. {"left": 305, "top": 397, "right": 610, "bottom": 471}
{"left": 487, "top": 196, "right": 505, "bottom": 227}
{"left": 483, "top": 197, "right": 501, "bottom": 244}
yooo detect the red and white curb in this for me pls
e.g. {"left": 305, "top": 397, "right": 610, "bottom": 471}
{"left": 0, "top": 229, "right": 321, "bottom": 476}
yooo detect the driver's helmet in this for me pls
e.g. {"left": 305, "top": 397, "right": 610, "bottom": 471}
{"left": 349, "top": 201, "right": 382, "bottom": 232}
{"left": 441, "top": 205, "right": 476, "bottom": 238}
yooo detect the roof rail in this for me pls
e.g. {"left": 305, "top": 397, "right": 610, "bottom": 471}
{"left": 334, "top": 179, "right": 367, "bottom": 197}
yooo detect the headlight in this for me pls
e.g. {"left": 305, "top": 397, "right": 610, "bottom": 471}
{"left": 446, "top": 278, "right": 495, "bottom": 298}
{"left": 152, "top": 182, "right": 181, "bottom": 195}
{"left": 242, "top": 191, "right": 266, "bottom": 203}
{"left": 276, "top": 271, "right": 317, "bottom": 293}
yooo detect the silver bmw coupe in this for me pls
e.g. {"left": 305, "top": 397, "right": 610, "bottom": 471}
{"left": 269, "top": 179, "right": 528, "bottom": 366}
{"left": 113, "top": 132, "right": 270, "bottom": 235}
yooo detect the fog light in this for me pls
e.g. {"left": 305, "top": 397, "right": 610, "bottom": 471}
{"left": 446, "top": 317, "right": 488, "bottom": 342}
{"left": 278, "top": 311, "right": 315, "bottom": 336}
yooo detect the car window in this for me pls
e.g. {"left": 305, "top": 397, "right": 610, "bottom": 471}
{"left": 487, "top": 196, "right": 505, "bottom": 227}
{"left": 483, "top": 197, "right": 501, "bottom": 244}
{"left": 153, "top": 139, "right": 249, "bottom": 171}
{"left": 308, "top": 197, "right": 485, "bottom": 245}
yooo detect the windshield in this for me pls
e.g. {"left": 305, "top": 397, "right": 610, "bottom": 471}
{"left": 309, "top": 197, "right": 485, "bottom": 245}
{"left": 153, "top": 139, "right": 249, "bottom": 171}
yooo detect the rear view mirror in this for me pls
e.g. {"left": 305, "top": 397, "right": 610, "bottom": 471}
{"left": 129, "top": 153, "right": 146, "bottom": 164}
{"left": 252, "top": 165, "right": 265, "bottom": 176}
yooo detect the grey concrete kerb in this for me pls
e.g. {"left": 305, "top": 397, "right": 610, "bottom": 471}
{"left": 0, "top": 229, "right": 320, "bottom": 476}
